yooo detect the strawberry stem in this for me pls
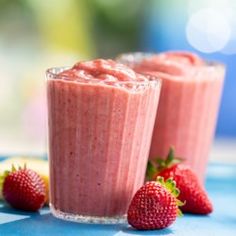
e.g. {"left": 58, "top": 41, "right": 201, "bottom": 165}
{"left": 11, "top": 164, "right": 16, "bottom": 172}
{"left": 157, "top": 176, "right": 180, "bottom": 198}
{"left": 177, "top": 209, "right": 183, "bottom": 217}
{"left": 157, "top": 147, "right": 183, "bottom": 171}
{"left": 156, "top": 176, "right": 185, "bottom": 217}
{"left": 146, "top": 161, "right": 157, "bottom": 181}
{"left": 166, "top": 146, "right": 175, "bottom": 166}
{"left": 146, "top": 147, "right": 184, "bottom": 180}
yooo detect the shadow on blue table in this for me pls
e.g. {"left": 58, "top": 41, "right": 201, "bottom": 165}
{"left": 1, "top": 164, "right": 236, "bottom": 236}
{"left": 0, "top": 202, "right": 174, "bottom": 236}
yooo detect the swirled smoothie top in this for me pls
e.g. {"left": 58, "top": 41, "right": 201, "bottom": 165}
{"left": 133, "top": 51, "right": 209, "bottom": 78}
{"left": 59, "top": 59, "right": 147, "bottom": 83}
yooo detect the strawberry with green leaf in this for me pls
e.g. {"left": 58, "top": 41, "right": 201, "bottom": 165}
{"left": 147, "top": 147, "right": 213, "bottom": 214}
{"left": 128, "top": 176, "right": 184, "bottom": 230}
{"left": 1, "top": 165, "right": 46, "bottom": 211}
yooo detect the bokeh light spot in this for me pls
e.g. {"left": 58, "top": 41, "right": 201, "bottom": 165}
{"left": 186, "top": 8, "right": 231, "bottom": 53}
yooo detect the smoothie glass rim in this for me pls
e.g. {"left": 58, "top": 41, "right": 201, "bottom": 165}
{"left": 116, "top": 52, "right": 225, "bottom": 70}
{"left": 46, "top": 66, "right": 162, "bottom": 89}
{"left": 46, "top": 66, "right": 162, "bottom": 93}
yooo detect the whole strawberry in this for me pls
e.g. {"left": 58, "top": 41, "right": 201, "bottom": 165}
{"left": 147, "top": 147, "right": 213, "bottom": 214}
{"left": 2, "top": 165, "right": 46, "bottom": 211}
{"left": 128, "top": 177, "right": 183, "bottom": 230}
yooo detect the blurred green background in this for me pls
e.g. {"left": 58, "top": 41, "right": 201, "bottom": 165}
{"left": 0, "top": 0, "right": 235, "bottom": 160}
{"left": 0, "top": 0, "right": 147, "bottom": 154}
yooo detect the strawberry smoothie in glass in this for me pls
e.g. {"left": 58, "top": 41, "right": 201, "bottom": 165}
{"left": 46, "top": 59, "right": 161, "bottom": 223}
{"left": 117, "top": 52, "right": 225, "bottom": 182}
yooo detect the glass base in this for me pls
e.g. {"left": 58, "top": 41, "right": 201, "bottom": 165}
{"left": 50, "top": 204, "right": 127, "bottom": 224}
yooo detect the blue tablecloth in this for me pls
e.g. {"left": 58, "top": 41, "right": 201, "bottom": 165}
{"left": 0, "top": 159, "right": 236, "bottom": 236}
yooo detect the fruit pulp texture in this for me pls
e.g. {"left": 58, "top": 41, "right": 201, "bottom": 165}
{"left": 47, "top": 59, "right": 161, "bottom": 217}
{"left": 128, "top": 52, "right": 225, "bottom": 182}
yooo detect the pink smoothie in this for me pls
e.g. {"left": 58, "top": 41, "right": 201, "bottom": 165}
{"left": 47, "top": 59, "right": 161, "bottom": 222}
{"left": 117, "top": 52, "right": 225, "bottom": 182}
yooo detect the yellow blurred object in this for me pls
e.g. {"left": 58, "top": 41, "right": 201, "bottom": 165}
{"left": 28, "top": 0, "right": 95, "bottom": 58}
{"left": 0, "top": 157, "right": 49, "bottom": 204}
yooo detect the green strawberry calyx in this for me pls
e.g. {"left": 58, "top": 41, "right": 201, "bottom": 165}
{"left": 146, "top": 146, "right": 184, "bottom": 180}
{"left": 157, "top": 176, "right": 185, "bottom": 216}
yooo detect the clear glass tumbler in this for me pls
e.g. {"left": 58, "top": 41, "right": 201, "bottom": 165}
{"left": 117, "top": 52, "right": 225, "bottom": 183}
{"left": 46, "top": 66, "right": 161, "bottom": 223}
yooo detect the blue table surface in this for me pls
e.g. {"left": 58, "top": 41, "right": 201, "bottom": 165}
{"left": 0, "top": 157, "right": 236, "bottom": 236}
